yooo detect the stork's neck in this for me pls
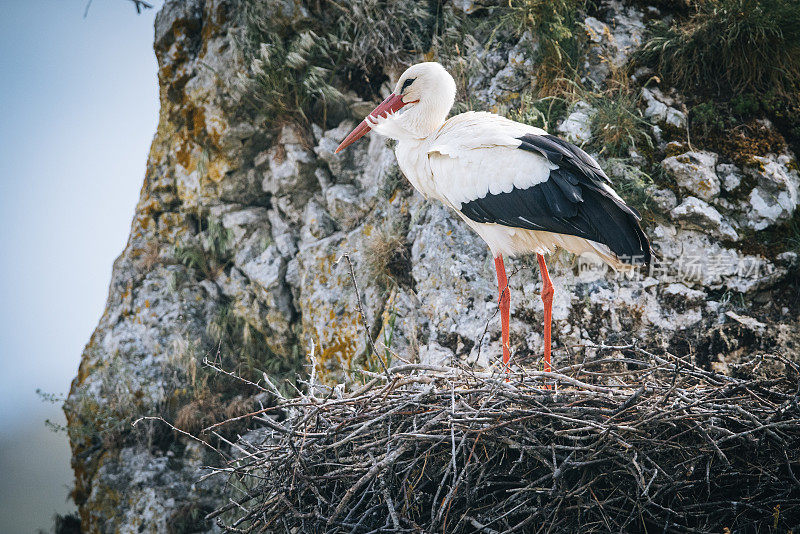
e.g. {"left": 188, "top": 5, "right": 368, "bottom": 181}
{"left": 401, "top": 101, "right": 450, "bottom": 138}
{"left": 371, "top": 104, "right": 446, "bottom": 141}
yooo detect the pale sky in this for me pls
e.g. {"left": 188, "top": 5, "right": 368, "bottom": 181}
{"left": 0, "top": 0, "right": 162, "bottom": 529}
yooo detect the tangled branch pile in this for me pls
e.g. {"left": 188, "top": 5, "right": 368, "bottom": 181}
{"left": 204, "top": 347, "right": 800, "bottom": 533}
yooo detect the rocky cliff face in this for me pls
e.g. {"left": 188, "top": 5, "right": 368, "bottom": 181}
{"left": 65, "top": 0, "right": 800, "bottom": 531}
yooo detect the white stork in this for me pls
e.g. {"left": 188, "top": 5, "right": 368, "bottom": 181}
{"left": 335, "top": 62, "right": 652, "bottom": 374}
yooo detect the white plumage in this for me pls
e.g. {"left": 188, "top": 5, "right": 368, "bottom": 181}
{"left": 384, "top": 112, "right": 622, "bottom": 265}
{"left": 336, "top": 62, "right": 652, "bottom": 374}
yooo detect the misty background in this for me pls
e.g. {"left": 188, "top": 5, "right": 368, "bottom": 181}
{"left": 0, "top": 1, "right": 162, "bottom": 530}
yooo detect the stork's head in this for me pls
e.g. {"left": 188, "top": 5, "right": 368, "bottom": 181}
{"left": 335, "top": 62, "right": 456, "bottom": 153}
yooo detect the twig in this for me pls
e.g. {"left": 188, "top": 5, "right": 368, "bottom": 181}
{"left": 84, "top": 0, "right": 153, "bottom": 18}
{"left": 203, "top": 357, "right": 268, "bottom": 393}
{"left": 132, "top": 416, "right": 225, "bottom": 457}
{"left": 336, "top": 252, "right": 390, "bottom": 379}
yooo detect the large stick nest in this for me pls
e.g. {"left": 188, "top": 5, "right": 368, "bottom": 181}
{"left": 203, "top": 346, "right": 800, "bottom": 533}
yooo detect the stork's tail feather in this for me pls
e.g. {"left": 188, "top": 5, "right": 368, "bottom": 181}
{"left": 579, "top": 187, "right": 653, "bottom": 270}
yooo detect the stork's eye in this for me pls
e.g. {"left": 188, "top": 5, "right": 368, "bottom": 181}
{"left": 401, "top": 78, "right": 415, "bottom": 93}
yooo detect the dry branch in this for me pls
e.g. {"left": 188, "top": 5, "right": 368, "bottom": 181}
{"left": 200, "top": 347, "right": 800, "bottom": 533}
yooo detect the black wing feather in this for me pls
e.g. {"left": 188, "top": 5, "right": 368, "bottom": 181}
{"left": 549, "top": 169, "right": 583, "bottom": 203}
{"left": 459, "top": 134, "right": 652, "bottom": 266}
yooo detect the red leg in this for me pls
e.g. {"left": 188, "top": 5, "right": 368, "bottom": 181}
{"left": 537, "top": 254, "right": 553, "bottom": 377}
{"left": 494, "top": 255, "right": 511, "bottom": 372}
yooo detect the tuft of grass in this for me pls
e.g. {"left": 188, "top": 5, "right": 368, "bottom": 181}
{"left": 604, "top": 158, "right": 656, "bottom": 221}
{"left": 205, "top": 218, "right": 234, "bottom": 258}
{"left": 322, "top": 0, "right": 436, "bottom": 89}
{"left": 238, "top": 29, "right": 345, "bottom": 128}
{"left": 238, "top": 0, "right": 456, "bottom": 127}
{"left": 174, "top": 388, "right": 252, "bottom": 436}
{"left": 506, "top": 0, "right": 587, "bottom": 98}
{"left": 637, "top": 0, "right": 800, "bottom": 153}
{"left": 174, "top": 244, "right": 215, "bottom": 278}
{"left": 588, "top": 72, "right": 652, "bottom": 158}
{"left": 205, "top": 302, "right": 300, "bottom": 391}
{"left": 507, "top": 92, "right": 571, "bottom": 132}
{"left": 363, "top": 219, "right": 412, "bottom": 289}
{"left": 165, "top": 332, "right": 293, "bottom": 440}
{"left": 430, "top": 8, "right": 486, "bottom": 114}
{"left": 590, "top": 97, "right": 651, "bottom": 157}
{"left": 174, "top": 216, "right": 234, "bottom": 280}
{"left": 639, "top": 0, "right": 800, "bottom": 99}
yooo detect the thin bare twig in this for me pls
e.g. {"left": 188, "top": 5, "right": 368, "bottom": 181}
{"left": 336, "top": 252, "right": 390, "bottom": 380}
{"left": 84, "top": 0, "right": 153, "bottom": 18}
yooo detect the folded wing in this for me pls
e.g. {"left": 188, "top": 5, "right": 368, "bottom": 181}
{"left": 428, "top": 123, "right": 652, "bottom": 266}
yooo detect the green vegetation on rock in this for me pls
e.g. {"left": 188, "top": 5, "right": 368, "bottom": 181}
{"left": 639, "top": 0, "right": 800, "bottom": 151}
{"left": 640, "top": 0, "right": 800, "bottom": 98}
{"left": 588, "top": 73, "right": 653, "bottom": 158}
{"left": 506, "top": 0, "right": 587, "bottom": 97}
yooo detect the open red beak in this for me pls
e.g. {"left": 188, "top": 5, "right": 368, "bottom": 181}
{"left": 335, "top": 93, "right": 407, "bottom": 153}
